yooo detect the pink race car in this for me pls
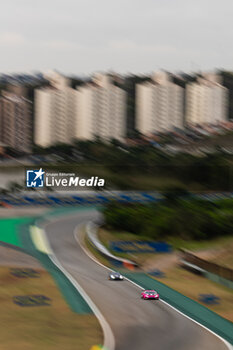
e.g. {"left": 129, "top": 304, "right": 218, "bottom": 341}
{"left": 141, "top": 290, "right": 159, "bottom": 300}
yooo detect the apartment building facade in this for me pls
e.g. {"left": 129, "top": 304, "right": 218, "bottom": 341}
{"left": 34, "top": 72, "right": 77, "bottom": 147}
{"left": 136, "top": 72, "right": 184, "bottom": 136}
{"left": 35, "top": 72, "right": 126, "bottom": 146}
{"left": 76, "top": 74, "right": 126, "bottom": 142}
{"left": 185, "top": 74, "right": 228, "bottom": 126}
{"left": 0, "top": 90, "right": 32, "bottom": 152}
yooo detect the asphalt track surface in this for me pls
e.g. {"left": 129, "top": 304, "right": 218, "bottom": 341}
{"left": 44, "top": 208, "right": 228, "bottom": 350}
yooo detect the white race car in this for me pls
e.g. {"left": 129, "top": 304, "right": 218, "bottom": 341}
{"left": 108, "top": 272, "right": 124, "bottom": 280}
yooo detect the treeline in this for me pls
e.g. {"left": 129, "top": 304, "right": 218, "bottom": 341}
{"left": 102, "top": 198, "right": 233, "bottom": 241}
{"left": 103, "top": 147, "right": 233, "bottom": 191}
{"left": 33, "top": 139, "right": 233, "bottom": 191}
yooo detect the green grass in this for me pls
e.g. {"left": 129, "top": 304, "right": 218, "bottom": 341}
{"left": 0, "top": 218, "right": 33, "bottom": 248}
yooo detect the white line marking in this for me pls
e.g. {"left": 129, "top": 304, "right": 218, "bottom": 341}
{"left": 75, "top": 223, "right": 233, "bottom": 350}
{"left": 35, "top": 220, "right": 115, "bottom": 350}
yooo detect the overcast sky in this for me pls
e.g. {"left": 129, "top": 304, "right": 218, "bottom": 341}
{"left": 0, "top": 0, "right": 233, "bottom": 75}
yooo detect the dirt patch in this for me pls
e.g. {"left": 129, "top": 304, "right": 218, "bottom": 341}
{"left": 195, "top": 243, "right": 233, "bottom": 270}
{"left": 0, "top": 247, "right": 102, "bottom": 349}
{"left": 141, "top": 252, "right": 179, "bottom": 271}
{"left": 0, "top": 207, "right": 49, "bottom": 218}
{"left": 0, "top": 246, "right": 41, "bottom": 268}
{"left": 0, "top": 265, "right": 102, "bottom": 350}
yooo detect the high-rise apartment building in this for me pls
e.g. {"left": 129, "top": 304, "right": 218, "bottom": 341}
{"left": 34, "top": 71, "right": 77, "bottom": 147}
{"left": 35, "top": 72, "right": 126, "bottom": 146}
{"left": 185, "top": 74, "right": 228, "bottom": 126}
{"left": 76, "top": 73, "right": 126, "bottom": 142}
{"left": 0, "top": 90, "right": 32, "bottom": 152}
{"left": 136, "top": 72, "right": 184, "bottom": 136}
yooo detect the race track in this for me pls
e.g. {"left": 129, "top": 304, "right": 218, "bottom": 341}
{"left": 44, "top": 208, "right": 229, "bottom": 350}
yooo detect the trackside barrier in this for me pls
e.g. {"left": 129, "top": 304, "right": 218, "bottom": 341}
{"left": 86, "top": 222, "right": 138, "bottom": 269}
{"left": 180, "top": 249, "right": 233, "bottom": 283}
{"left": 204, "top": 271, "right": 233, "bottom": 290}
{"left": 123, "top": 272, "right": 233, "bottom": 346}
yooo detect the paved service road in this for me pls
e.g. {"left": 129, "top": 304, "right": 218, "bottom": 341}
{"left": 44, "top": 208, "right": 229, "bottom": 350}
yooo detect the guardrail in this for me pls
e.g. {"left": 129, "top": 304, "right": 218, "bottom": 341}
{"left": 86, "top": 222, "right": 139, "bottom": 269}
{"left": 180, "top": 249, "right": 233, "bottom": 282}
